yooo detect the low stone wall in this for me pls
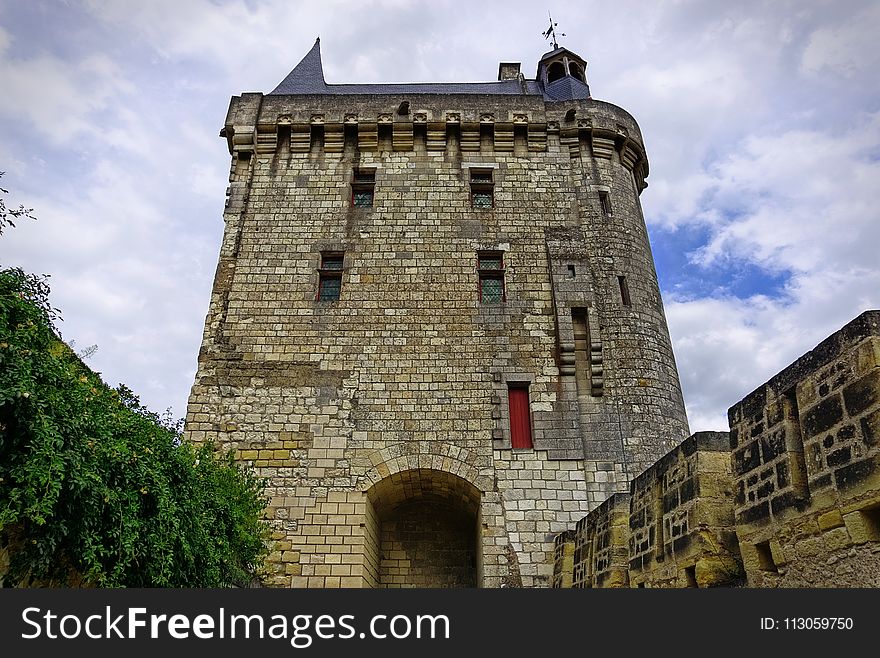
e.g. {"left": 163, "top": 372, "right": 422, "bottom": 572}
{"left": 571, "top": 493, "right": 630, "bottom": 588}
{"left": 557, "top": 432, "right": 741, "bottom": 588}
{"left": 731, "top": 310, "right": 880, "bottom": 586}
{"left": 554, "top": 311, "right": 880, "bottom": 588}
{"left": 627, "top": 432, "right": 742, "bottom": 587}
{"left": 552, "top": 530, "right": 576, "bottom": 588}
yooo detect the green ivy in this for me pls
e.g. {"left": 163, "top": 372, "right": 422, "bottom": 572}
{"left": 0, "top": 267, "right": 268, "bottom": 587}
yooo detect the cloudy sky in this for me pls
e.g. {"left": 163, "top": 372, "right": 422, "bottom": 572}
{"left": 1, "top": 0, "right": 878, "bottom": 432}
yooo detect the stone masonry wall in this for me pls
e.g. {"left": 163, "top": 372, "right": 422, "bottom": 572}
{"left": 378, "top": 503, "right": 477, "bottom": 588}
{"left": 185, "top": 88, "right": 689, "bottom": 587}
{"left": 554, "top": 311, "right": 880, "bottom": 588}
{"left": 730, "top": 310, "right": 880, "bottom": 587}
{"left": 627, "top": 431, "right": 742, "bottom": 587}
{"left": 570, "top": 492, "right": 630, "bottom": 588}
{"left": 552, "top": 530, "right": 576, "bottom": 588}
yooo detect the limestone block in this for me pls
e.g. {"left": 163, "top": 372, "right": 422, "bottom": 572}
{"left": 817, "top": 509, "right": 844, "bottom": 531}
{"left": 822, "top": 526, "right": 852, "bottom": 552}
{"left": 843, "top": 510, "right": 880, "bottom": 544}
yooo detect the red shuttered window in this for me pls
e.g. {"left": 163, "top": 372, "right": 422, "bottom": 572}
{"left": 508, "top": 385, "right": 533, "bottom": 449}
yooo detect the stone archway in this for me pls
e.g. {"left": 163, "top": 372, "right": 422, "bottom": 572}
{"left": 364, "top": 469, "right": 482, "bottom": 588}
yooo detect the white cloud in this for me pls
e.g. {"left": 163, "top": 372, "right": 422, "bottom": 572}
{"left": 666, "top": 112, "right": 880, "bottom": 430}
{"left": 0, "top": 151, "right": 216, "bottom": 417}
{"left": 669, "top": 264, "right": 880, "bottom": 431}
{"left": 691, "top": 114, "right": 880, "bottom": 273}
{"left": 81, "top": 0, "right": 346, "bottom": 89}
{"left": 188, "top": 162, "right": 227, "bottom": 198}
{"left": 801, "top": 3, "right": 880, "bottom": 77}
{"left": 607, "top": 4, "right": 880, "bottom": 434}
{"left": 0, "top": 39, "right": 134, "bottom": 142}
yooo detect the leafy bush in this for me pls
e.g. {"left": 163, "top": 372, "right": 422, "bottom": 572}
{"left": 0, "top": 267, "right": 268, "bottom": 586}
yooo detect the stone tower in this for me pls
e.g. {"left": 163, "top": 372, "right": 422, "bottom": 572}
{"left": 184, "top": 39, "right": 689, "bottom": 588}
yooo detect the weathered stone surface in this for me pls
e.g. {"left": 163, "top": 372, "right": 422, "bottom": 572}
{"left": 730, "top": 313, "right": 880, "bottom": 587}
{"left": 183, "top": 44, "right": 690, "bottom": 588}
{"left": 572, "top": 493, "right": 630, "bottom": 588}
{"left": 552, "top": 530, "right": 576, "bottom": 588}
{"left": 624, "top": 432, "right": 743, "bottom": 588}
{"left": 552, "top": 314, "right": 880, "bottom": 588}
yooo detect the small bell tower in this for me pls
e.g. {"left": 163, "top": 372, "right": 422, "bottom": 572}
{"left": 538, "top": 47, "right": 590, "bottom": 100}
{"left": 538, "top": 15, "right": 590, "bottom": 100}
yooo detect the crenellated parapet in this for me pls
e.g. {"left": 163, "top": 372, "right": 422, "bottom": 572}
{"left": 730, "top": 310, "right": 880, "bottom": 587}
{"left": 220, "top": 94, "right": 649, "bottom": 190}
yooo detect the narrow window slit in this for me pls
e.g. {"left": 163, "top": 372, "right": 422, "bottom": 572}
{"left": 618, "top": 275, "right": 631, "bottom": 307}
{"left": 599, "top": 191, "right": 612, "bottom": 216}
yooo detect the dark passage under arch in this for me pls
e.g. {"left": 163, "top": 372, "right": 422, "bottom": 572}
{"left": 365, "top": 468, "right": 481, "bottom": 588}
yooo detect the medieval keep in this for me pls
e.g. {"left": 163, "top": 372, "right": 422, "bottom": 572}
{"left": 184, "top": 38, "right": 697, "bottom": 588}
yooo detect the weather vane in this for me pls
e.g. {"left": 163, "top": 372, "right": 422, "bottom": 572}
{"left": 542, "top": 12, "right": 565, "bottom": 49}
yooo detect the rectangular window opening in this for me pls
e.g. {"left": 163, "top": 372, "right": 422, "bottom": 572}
{"left": 478, "top": 251, "right": 505, "bottom": 303}
{"left": 317, "top": 251, "right": 344, "bottom": 301}
{"left": 599, "top": 191, "right": 612, "bottom": 216}
{"left": 855, "top": 505, "right": 880, "bottom": 541}
{"left": 352, "top": 168, "right": 376, "bottom": 208}
{"left": 755, "top": 541, "right": 778, "bottom": 573}
{"left": 684, "top": 565, "right": 698, "bottom": 588}
{"left": 782, "top": 387, "right": 809, "bottom": 499}
{"left": 508, "top": 384, "right": 533, "bottom": 449}
{"left": 470, "top": 168, "right": 494, "bottom": 209}
{"left": 618, "top": 275, "right": 631, "bottom": 307}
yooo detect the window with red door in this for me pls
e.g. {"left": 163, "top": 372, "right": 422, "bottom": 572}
{"left": 508, "top": 384, "right": 533, "bottom": 449}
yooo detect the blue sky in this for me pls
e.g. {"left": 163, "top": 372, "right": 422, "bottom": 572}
{"left": 1, "top": 0, "right": 879, "bottom": 431}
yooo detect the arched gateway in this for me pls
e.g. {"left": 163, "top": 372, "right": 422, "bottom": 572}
{"left": 364, "top": 469, "right": 482, "bottom": 588}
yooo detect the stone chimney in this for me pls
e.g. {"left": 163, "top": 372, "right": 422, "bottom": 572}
{"left": 497, "top": 62, "right": 521, "bottom": 81}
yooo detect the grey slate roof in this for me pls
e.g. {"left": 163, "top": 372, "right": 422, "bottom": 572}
{"left": 269, "top": 38, "right": 590, "bottom": 101}
{"left": 539, "top": 46, "right": 568, "bottom": 61}
{"left": 543, "top": 75, "right": 592, "bottom": 102}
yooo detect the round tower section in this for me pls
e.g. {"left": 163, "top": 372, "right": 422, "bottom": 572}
{"left": 556, "top": 99, "right": 689, "bottom": 477}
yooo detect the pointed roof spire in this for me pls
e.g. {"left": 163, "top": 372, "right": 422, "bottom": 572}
{"left": 270, "top": 37, "right": 328, "bottom": 95}
{"left": 264, "top": 38, "right": 583, "bottom": 100}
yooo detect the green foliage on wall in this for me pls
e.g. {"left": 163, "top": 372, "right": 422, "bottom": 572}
{"left": 0, "top": 267, "right": 268, "bottom": 587}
